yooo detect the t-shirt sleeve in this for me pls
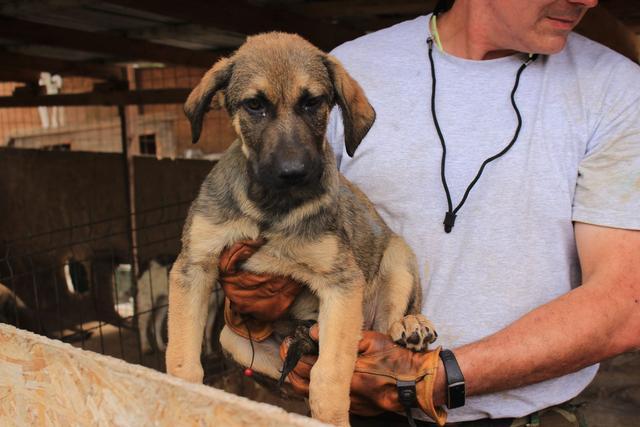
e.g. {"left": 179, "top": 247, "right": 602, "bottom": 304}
{"left": 572, "top": 60, "right": 640, "bottom": 230}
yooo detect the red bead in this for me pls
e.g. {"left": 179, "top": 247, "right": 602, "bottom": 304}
{"left": 244, "top": 368, "right": 254, "bottom": 377}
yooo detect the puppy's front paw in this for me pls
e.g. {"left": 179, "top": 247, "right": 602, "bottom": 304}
{"left": 388, "top": 314, "right": 438, "bottom": 352}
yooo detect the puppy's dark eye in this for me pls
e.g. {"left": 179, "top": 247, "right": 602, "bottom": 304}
{"left": 243, "top": 98, "right": 267, "bottom": 115}
{"left": 302, "top": 96, "right": 323, "bottom": 111}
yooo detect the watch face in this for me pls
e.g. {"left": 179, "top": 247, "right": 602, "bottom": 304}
{"left": 448, "top": 382, "right": 466, "bottom": 409}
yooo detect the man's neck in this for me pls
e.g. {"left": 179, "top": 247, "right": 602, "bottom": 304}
{"left": 435, "top": 3, "right": 517, "bottom": 60}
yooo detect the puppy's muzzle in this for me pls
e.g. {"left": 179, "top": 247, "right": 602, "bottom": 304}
{"left": 265, "top": 145, "right": 321, "bottom": 189}
{"left": 276, "top": 157, "right": 309, "bottom": 186}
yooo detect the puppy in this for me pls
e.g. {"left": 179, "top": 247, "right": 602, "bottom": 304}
{"left": 166, "top": 32, "right": 436, "bottom": 426}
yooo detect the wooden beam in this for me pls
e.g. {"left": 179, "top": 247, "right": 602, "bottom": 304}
{"left": 0, "top": 16, "right": 223, "bottom": 68}
{"left": 0, "top": 51, "right": 124, "bottom": 81}
{"left": 0, "top": 88, "right": 191, "bottom": 107}
{"left": 0, "top": 67, "right": 41, "bottom": 83}
{"left": 576, "top": 5, "right": 640, "bottom": 63}
{"left": 0, "top": 324, "right": 324, "bottom": 427}
{"left": 291, "top": 1, "right": 436, "bottom": 18}
{"left": 102, "top": 0, "right": 363, "bottom": 51}
{"left": 331, "top": 16, "right": 414, "bottom": 33}
{"left": 0, "top": 0, "right": 93, "bottom": 16}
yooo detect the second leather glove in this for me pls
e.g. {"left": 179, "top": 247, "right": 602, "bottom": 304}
{"left": 219, "top": 239, "right": 304, "bottom": 340}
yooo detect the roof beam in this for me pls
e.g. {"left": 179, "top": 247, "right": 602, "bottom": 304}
{"left": 0, "top": 16, "right": 224, "bottom": 68}
{"left": 0, "top": 50, "right": 124, "bottom": 81}
{"left": 0, "top": 0, "right": 92, "bottom": 16}
{"left": 101, "top": 0, "right": 362, "bottom": 51}
{"left": 291, "top": 1, "right": 436, "bottom": 18}
{"left": 0, "top": 88, "right": 190, "bottom": 107}
{"left": 577, "top": 5, "right": 640, "bottom": 62}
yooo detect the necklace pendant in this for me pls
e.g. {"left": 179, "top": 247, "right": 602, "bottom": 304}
{"left": 444, "top": 212, "right": 457, "bottom": 233}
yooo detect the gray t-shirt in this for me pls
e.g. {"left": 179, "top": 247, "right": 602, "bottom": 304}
{"left": 327, "top": 14, "right": 640, "bottom": 422}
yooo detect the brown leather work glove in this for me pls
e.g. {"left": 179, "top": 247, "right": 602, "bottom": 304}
{"left": 279, "top": 325, "right": 447, "bottom": 426}
{"left": 219, "top": 239, "right": 304, "bottom": 341}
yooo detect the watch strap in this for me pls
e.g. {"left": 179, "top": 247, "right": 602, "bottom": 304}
{"left": 439, "top": 349, "right": 465, "bottom": 409}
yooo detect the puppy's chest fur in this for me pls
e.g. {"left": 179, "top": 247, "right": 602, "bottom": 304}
{"left": 235, "top": 192, "right": 393, "bottom": 295}
{"left": 242, "top": 233, "right": 342, "bottom": 286}
{"left": 199, "top": 141, "right": 393, "bottom": 286}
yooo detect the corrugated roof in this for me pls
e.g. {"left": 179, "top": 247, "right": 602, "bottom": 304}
{"left": 0, "top": 0, "right": 636, "bottom": 83}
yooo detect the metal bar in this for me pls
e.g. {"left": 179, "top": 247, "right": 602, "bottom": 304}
{"left": 66, "top": 228, "right": 88, "bottom": 349}
{"left": 118, "top": 104, "right": 144, "bottom": 364}
{"left": 26, "top": 257, "right": 44, "bottom": 334}
{"left": 3, "top": 252, "right": 20, "bottom": 329}
{"left": 50, "top": 261, "right": 64, "bottom": 339}
{"left": 110, "top": 250, "right": 125, "bottom": 360}
{"left": 90, "top": 258, "right": 106, "bottom": 356}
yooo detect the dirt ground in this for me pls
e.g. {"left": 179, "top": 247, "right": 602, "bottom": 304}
{"left": 74, "top": 324, "right": 639, "bottom": 425}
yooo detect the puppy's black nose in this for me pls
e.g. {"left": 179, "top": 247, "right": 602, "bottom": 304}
{"left": 278, "top": 160, "right": 308, "bottom": 184}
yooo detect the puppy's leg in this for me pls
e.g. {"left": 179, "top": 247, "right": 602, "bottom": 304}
{"left": 372, "top": 236, "right": 422, "bottom": 331}
{"left": 166, "top": 254, "right": 216, "bottom": 383}
{"left": 375, "top": 236, "right": 438, "bottom": 351}
{"left": 308, "top": 262, "right": 365, "bottom": 426}
{"left": 166, "top": 214, "right": 259, "bottom": 383}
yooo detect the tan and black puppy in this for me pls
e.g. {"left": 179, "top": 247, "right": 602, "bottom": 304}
{"left": 166, "top": 32, "right": 436, "bottom": 426}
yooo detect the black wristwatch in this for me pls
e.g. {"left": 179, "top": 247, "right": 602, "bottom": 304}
{"left": 439, "top": 349, "right": 466, "bottom": 409}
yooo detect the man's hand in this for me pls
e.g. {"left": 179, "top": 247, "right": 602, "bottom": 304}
{"left": 279, "top": 325, "right": 447, "bottom": 426}
{"left": 219, "top": 239, "right": 304, "bottom": 322}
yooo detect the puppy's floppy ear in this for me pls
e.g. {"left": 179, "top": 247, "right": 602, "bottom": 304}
{"left": 324, "top": 55, "right": 376, "bottom": 157}
{"left": 184, "top": 57, "right": 233, "bottom": 144}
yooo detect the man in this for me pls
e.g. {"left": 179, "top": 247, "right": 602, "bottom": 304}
{"left": 222, "top": 0, "right": 640, "bottom": 425}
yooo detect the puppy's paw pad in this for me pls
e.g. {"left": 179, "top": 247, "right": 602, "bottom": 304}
{"left": 388, "top": 314, "right": 438, "bottom": 352}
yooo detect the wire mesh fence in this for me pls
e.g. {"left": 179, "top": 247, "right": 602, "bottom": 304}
{"left": 0, "top": 64, "right": 234, "bottom": 376}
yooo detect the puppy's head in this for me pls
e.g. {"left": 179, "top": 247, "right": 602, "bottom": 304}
{"left": 185, "top": 32, "right": 375, "bottom": 192}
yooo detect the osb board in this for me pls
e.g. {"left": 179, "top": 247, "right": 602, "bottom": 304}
{"left": 0, "top": 324, "right": 326, "bottom": 427}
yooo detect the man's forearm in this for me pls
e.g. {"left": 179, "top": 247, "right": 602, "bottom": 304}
{"left": 432, "top": 281, "right": 640, "bottom": 406}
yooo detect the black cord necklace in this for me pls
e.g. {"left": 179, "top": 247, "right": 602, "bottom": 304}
{"left": 426, "top": 37, "right": 538, "bottom": 233}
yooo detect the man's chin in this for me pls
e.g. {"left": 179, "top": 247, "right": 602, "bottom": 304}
{"left": 529, "top": 33, "right": 570, "bottom": 55}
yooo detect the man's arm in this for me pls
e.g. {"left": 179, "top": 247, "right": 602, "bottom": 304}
{"left": 434, "top": 222, "right": 640, "bottom": 405}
